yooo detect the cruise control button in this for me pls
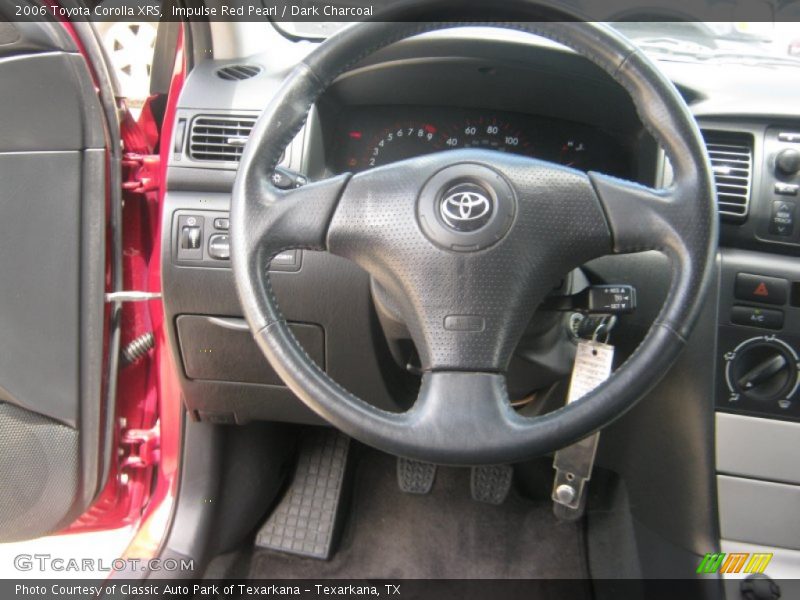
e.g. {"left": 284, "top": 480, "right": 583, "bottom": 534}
{"left": 734, "top": 273, "right": 788, "bottom": 305}
{"left": 770, "top": 200, "right": 795, "bottom": 236}
{"left": 208, "top": 234, "right": 230, "bottom": 260}
{"left": 731, "top": 306, "right": 784, "bottom": 330}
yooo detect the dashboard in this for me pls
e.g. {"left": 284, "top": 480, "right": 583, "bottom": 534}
{"left": 326, "top": 105, "right": 634, "bottom": 177}
{"left": 163, "top": 26, "right": 800, "bottom": 581}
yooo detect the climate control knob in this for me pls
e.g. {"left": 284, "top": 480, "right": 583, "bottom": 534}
{"left": 724, "top": 336, "right": 800, "bottom": 404}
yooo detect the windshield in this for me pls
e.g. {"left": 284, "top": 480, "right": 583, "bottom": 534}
{"left": 275, "top": 21, "right": 800, "bottom": 67}
{"left": 613, "top": 22, "right": 800, "bottom": 66}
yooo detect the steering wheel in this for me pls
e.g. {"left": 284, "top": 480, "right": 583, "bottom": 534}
{"left": 230, "top": 4, "right": 717, "bottom": 465}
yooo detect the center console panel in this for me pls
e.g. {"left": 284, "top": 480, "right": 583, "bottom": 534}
{"left": 715, "top": 212, "right": 800, "bottom": 558}
{"left": 716, "top": 253, "right": 800, "bottom": 422}
{"left": 700, "top": 118, "right": 800, "bottom": 566}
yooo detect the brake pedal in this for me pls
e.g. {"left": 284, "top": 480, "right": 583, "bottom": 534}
{"left": 255, "top": 428, "right": 350, "bottom": 560}
{"left": 471, "top": 465, "right": 513, "bottom": 504}
{"left": 397, "top": 457, "right": 437, "bottom": 494}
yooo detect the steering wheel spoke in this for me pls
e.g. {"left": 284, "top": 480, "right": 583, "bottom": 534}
{"left": 230, "top": 172, "right": 350, "bottom": 329}
{"left": 252, "top": 174, "right": 351, "bottom": 254}
{"left": 589, "top": 170, "right": 716, "bottom": 338}
{"left": 589, "top": 172, "right": 684, "bottom": 254}
{"left": 399, "top": 371, "right": 521, "bottom": 463}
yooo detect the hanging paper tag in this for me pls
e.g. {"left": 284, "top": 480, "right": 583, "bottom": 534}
{"left": 566, "top": 340, "right": 614, "bottom": 404}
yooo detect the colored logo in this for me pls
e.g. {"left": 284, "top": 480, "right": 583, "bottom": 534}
{"left": 696, "top": 552, "right": 772, "bottom": 574}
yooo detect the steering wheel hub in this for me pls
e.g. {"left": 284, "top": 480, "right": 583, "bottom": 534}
{"left": 417, "top": 163, "right": 516, "bottom": 251}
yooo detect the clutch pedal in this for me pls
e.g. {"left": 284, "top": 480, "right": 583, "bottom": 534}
{"left": 255, "top": 428, "right": 350, "bottom": 560}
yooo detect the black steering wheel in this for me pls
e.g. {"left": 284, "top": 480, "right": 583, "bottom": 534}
{"left": 230, "top": 3, "right": 717, "bottom": 465}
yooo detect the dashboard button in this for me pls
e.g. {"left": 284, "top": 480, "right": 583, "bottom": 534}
{"left": 176, "top": 215, "right": 204, "bottom": 260}
{"left": 731, "top": 306, "right": 784, "bottom": 330}
{"left": 272, "top": 250, "right": 296, "bottom": 265}
{"left": 735, "top": 273, "right": 788, "bottom": 305}
{"left": 769, "top": 200, "right": 795, "bottom": 236}
{"left": 213, "top": 217, "right": 230, "bottom": 230}
{"left": 180, "top": 226, "right": 201, "bottom": 250}
{"left": 268, "top": 250, "right": 302, "bottom": 272}
{"left": 208, "top": 234, "right": 230, "bottom": 260}
{"left": 774, "top": 182, "right": 799, "bottom": 196}
{"left": 778, "top": 132, "right": 800, "bottom": 143}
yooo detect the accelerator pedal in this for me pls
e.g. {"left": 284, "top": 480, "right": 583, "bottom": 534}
{"left": 397, "top": 457, "right": 437, "bottom": 494}
{"left": 470, "top": 465, "right": 513, "bottom": 504}
{"left": 255, "top": 428, "right": 350, "bottom": 559}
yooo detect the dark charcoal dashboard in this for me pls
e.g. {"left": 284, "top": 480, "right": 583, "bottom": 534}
{"left": 163, "top": 32, "right": 800, "bottom": 428}
{"left": 161, "top": 26, "right": 800, "bottom": 572}
{"left": 163, "top": 33, "right": 662, "bottom": 426}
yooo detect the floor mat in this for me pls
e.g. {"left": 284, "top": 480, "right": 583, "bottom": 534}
{"left": 235, "top": 448, "right": 588, "bottom": 579}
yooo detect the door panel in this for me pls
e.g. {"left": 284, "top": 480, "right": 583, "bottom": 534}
{"left": 0, "top": 18, "right": 110, "bottom": 541}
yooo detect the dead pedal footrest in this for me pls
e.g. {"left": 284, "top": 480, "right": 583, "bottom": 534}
{"left": 397, "top": 457, "right": 437, "bottom": 494}
{"left": 470, "top": 465, "right": 513, "bottom": 504}
{"left": 255, "top": 429, "right": 350, "bottom": 560}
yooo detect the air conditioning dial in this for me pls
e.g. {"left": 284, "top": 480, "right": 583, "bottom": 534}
{"left": 724, "top": 336, "right": 800, "bottom": 407}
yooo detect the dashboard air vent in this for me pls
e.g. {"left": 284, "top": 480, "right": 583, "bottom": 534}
{"left": 188, "top": 115, "right": 257, "bottom": 162}
{"left": 703, "top": 132, "right": 753, "bottom": 221}
{"left": 216, "top": 64, "right": 262, "bottom": 81}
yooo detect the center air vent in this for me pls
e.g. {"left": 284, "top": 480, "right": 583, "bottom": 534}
{"left": 188, "top": 115, "right": 257, "bottom": 162}
{"left": 216, "top": 64, "right": 262, "bottom": 81}
{"left": 703, "top": 132, "right": 754, "bottom": 221}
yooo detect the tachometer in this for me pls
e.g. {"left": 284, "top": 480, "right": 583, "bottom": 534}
{"left": 354, "top": 122, "right": 441, "bottom": 169}
{"left": 444, "top": 117, "right": 531, "bottom": 155}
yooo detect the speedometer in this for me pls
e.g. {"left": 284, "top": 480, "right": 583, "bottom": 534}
{"left": 444, "top": 117, "right": 532, "bottom": 155}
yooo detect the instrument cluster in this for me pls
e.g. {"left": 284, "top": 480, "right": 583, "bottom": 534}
{"left": 327, "top": 106, "right": 634, "bottom": 177}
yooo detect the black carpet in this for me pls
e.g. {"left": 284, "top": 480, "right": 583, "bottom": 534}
{"left": 235, "top": 448, "right": 588, "bottom": 580}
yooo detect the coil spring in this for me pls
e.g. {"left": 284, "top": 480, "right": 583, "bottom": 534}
{"left": 121, "top": 331, "right": 155, "bottom": 366}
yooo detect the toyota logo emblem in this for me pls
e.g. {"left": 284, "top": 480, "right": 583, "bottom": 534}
{"left": 439, "top": 185, "right": 494, "bottom": 232}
